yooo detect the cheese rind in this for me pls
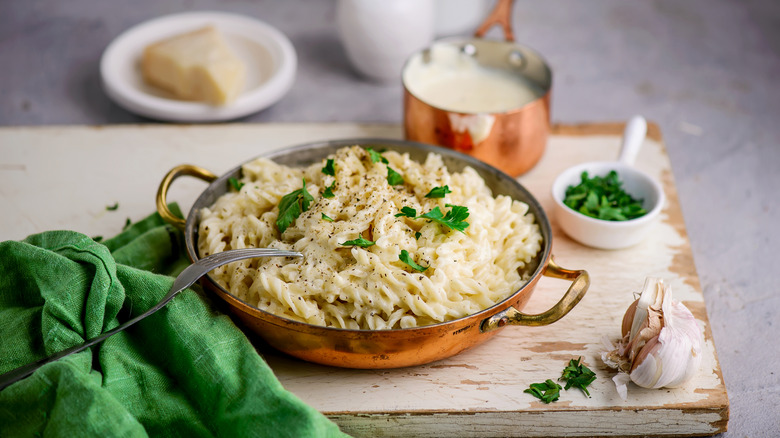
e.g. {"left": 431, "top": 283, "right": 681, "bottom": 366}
{"left": 141, "top": 26, "right": 245, "bottom": 105}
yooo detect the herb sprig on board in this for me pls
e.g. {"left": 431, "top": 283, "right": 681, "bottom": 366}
{"left": 560, "top": 357, "right": 597, "bottom": 397}
{"left": 523, "top": 379, "right": 562, "bottom": 404}
{"left": 563, "top": 171, "right": 646, "bottom": 221}
{"left": 524, "top": 357, "right": 597, "bottom": 403}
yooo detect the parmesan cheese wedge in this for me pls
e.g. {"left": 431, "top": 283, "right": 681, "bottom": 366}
{"left": 141, "top": 26, "right": 245, "bottom": 105}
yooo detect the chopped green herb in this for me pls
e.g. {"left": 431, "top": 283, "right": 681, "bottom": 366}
{"left": 366, "top": 147, "right": 389, "bottom": 164}
{"left": 123, "top": 218, "right": 132, "bottom": 230}
{"left": 322, "top": 181, "right": 336, "bottom": 198}
{"left": 228, "top": 177, "right": 244, "bottom": 191}
{"left": 399, "top": 250, "right": 428, "bottom": 272}
{"left": 414, "top": 231, "right": 422, "bottom": 240}
{"left": 322, "top": 158, "right": 335, "bottom": 176}
{"left": 563, "top": 170, "right": 646, "bottom": 221}
{"left": 106, "top": 203, "right": 119, "bottom": 211}
{"left": 322, "top": 213, "right": 334, "bottom": 222}
{"left": 394, "top": 206, "right": 417, "bottom": 218}
{"left": 386, "top": 166, "right": 404, "bottom": 186}
{"left": 560, "top": 357, "right": 597, "bottom": 397}
{"left": 276, "top": 178, "right": 315, "bottom": 235}
{"left": 424, "top": 185, "right": 452, "bottom": 199}
{"left": 524, "top": 379, "right": 562, "bottom": 404}
{"left": 420, "top": 204, "right": 470, "bottom": 233}
{"left": 92, "top": 236, "right": 103, "bottom": 242}
{"left": 340, "top": 236, "right": 375, "bottom": 248}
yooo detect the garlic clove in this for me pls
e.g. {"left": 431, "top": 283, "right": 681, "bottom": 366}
{"left": 603, "top": 278, "right": 703, "bottom": 398}
{"left": 620, "top": 299, "right": 637, "bottom": 339}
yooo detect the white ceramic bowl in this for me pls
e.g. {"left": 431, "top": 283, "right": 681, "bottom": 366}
{"left": 551, "top": 116, "right": 665, "bottom": 250}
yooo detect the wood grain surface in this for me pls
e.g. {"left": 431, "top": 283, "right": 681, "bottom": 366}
{"left": 0, "top": 123, "right": 728, "bottom": 437}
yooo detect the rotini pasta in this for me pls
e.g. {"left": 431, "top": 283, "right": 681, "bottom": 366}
{"left": 198, "top": 146, "right": 542, "bottom": 330}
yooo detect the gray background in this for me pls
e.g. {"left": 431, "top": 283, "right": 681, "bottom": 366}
{"left": 2, "top": 0, "right": 779, "bottom": 436}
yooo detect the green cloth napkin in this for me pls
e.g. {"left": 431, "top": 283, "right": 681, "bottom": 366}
{"left": 0, "top": 208, "right": 347, "bottom": 438}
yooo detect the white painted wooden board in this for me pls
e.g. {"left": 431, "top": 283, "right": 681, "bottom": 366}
{"left": 0, "top": 123, "right": 728, "bottom": 437}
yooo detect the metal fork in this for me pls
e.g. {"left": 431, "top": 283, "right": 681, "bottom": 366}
{"left": 0, "top": 248, "right": 302, "bottom": 391}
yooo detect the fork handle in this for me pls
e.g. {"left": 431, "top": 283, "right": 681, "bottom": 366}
{"left": 0, "top": 311, "right": 152, "bottom": 390}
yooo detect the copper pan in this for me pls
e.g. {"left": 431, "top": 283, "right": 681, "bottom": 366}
{"left": 156, "top": 139, "right": 588, "bottom": 369}
{"left": 403, "top": 0, "right": 552, "bottom": 177}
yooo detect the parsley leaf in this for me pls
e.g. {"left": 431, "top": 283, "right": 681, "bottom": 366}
{"left": 424, "top": 185, "right": 452, "bottom": 199}
{"left": 106, "top": 203, "right": 119, "bottom": 211}
{"left": 524, "top": 379, "right": 562, "bottom": 404}
{"left": 322, "top": 158, "right": 335, "bottom": 176}
{"left": 276, "top": 178, "right": 315, "bottom": 235}
{"left": 394, "top": 206, "right": 417, "bottom": 218}
{"left": 414, "top": 231, "right": 422, "bottom": 240}
{"left": 386, "top": 166, "right": 404, "bottom": 186}
{"left": 228, "top": 177, "right": 244, "bottom": 191}
{"left": 563, "top": 171, "right": 646, "bottom": 221}
{"left": 560, "top": 357, "right": 597, "bottom": 397}
{"left": 419, "top": 205, "right": 470, "bottom": 233}
{"left": 322, "top": 181, "right": 336, "bottom": 198}
{"left": 322, "top": 213, "right": 334, "bottom": 222}
{"left": 399, "top": 250, "right": 428, "bottom": 272}
{"left": 340, "top": 236, "right": 375, "bottom": 248}
{"left": 366, "top": 147, "right": 389, "bottom": 164}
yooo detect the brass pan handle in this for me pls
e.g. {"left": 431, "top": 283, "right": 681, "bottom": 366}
{"left": 480, "top": 257, "right": 589, "bottom": 332}
{"left": 156, "top": 164, "right": 218, "bottom": 231}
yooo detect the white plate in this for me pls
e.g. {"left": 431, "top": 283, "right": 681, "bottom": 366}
{"left": 100, "top": 11, "right": 297, "bottom": 122}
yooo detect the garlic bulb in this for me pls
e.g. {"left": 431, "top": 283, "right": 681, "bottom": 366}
{"left": 602, "top": 277, "right": 702, "bottom": 399}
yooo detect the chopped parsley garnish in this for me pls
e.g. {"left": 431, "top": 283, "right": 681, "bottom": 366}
{"left": 560, "top": 357, "right": 597, "bottom": 397}
{"left": 123, "top": 218, "right": 132, "bottom": 230}
{"left": 106, "top": 203, "right": 119, "bottom": 211}
{"left": 322, "top": 213, "right": 334, "bottom": 222}
{"left": 322, "top": 181, "right": 336, "bottom": 198}
{"left": 395, "top": 206, "right": 417, "bottom": 218}
{"left": 419, "top": 204, "right": 470, "bottom": 233}
{"left": 424, "top": 185, "right": 452, "bottom": 199}
{"left": 228, "top": 177, "right": 244, "bottom": 191}
{"left": 366, "top": 147, "right": 389, "bottom": 164}
{"left": 414, "top": 231, "right": 422, "bottom": 240}
{"left": 276, "top": 178, "right": 314, "bottom": 235}
{"left": 563, "top": 170, "right": 646, "bottom": 221}
{"left": 386, "top": 166, "right": 404, "bottom": 186}
{"left": 92, "top": 236, "right": 103, "bottom": 242}
{"left": 399, "top": 250, "right": 428, "bottom": 272}
{"left": 524, "top": 379, "right": 562, "bottom": 404}
{"left": 340, "top": 237, "right": 375, "bottom": 248}
{"left": 524, "top": 357, "right": 597, "bottom": 404}
{"left": 322, "top": 158, "right": 335, "bottom": 176}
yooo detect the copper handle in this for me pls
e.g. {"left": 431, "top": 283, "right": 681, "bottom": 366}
{"left": 480, "top": 257, "right": 589, "bottom": 332}
{"left": 474, "top": 0, "right": 515, "bottom": 42}
{"left": 156, "top": 164, "right": 218, "bottom": 231}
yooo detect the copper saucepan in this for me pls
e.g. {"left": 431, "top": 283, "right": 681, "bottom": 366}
{"left": 403, "top": 0, "right": 552, "bottom": 177}
{"left": 156, "top": 139, "right": 588, "bottom": 369}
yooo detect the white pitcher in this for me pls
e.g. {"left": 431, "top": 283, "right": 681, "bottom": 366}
{"left": 337, "top": 0, "right": 435, "bottom": 83}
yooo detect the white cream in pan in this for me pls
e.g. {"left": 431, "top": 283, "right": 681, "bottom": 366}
{"left": 403, "top": 43, "right": 542, "bottom": 114}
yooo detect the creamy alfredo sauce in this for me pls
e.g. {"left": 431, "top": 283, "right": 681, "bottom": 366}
{"left": 403, "top": 43, "right": 542, "bottom": 114}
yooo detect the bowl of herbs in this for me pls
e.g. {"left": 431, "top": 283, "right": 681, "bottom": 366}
{"left": 551, "top": 116, "right": 665, "bottom": 249}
